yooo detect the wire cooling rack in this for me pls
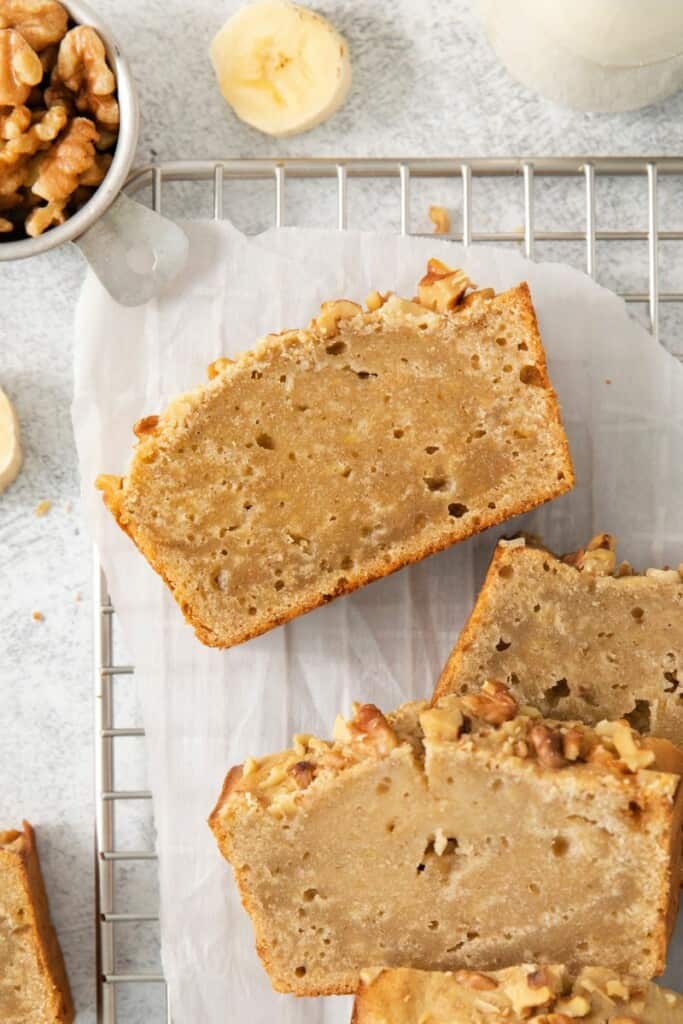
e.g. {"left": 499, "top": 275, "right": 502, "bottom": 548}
{"left": 94, "top": 155, "right": 683, "bottom": 1022}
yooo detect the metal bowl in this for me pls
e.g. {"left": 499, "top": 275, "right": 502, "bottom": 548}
{"left": 0, "top": 0, "right": 140, "bottom": 261}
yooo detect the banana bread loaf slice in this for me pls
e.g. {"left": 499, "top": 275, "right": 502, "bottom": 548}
{"left": 0, "top": 822, "right": 74, "bottom": 1024}
{"left": 434, "top": 534, "right": 683, "bottom": 744}
{"left": 97, "top": 260, "right": 573, "bottom": 648}
{"left": 353, "top": 964, "right": 683, "bottom": 1024}
{"left": 209, "top": 682, "right": 683, "bottom": 995}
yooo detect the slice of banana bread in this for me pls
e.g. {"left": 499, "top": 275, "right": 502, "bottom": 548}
{"left": 97, "top": 260, "right": 573, "bottom": 648}
{"left": 434, "top": 534, "right": 683, "bottom": 744}
{"left": 353, "top": 965, "right": 683, "bottom": 1024}
{"left": 209, "top": 683, "right": 683, "bottom": 995}
{"left": 0, "top": 823, "right": 74, "bottom": 1024}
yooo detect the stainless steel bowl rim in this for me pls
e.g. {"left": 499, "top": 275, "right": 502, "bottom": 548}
{"left": 0, "top": 0, "right": 140, "bottom": 261}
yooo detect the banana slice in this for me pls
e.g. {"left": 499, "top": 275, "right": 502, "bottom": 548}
{"left": 210, "top": 0, "right": 351, "bottom": 137}
{"left": 0, "top": 386, "right": 22, "bottom": 494}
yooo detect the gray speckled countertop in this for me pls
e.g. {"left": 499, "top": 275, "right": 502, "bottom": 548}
{"left": 2, "top": 1, "right": 683, "bottom": 1020}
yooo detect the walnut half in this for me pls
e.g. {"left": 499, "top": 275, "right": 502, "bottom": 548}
{"left": 461, "top": 680, "right": 518, "bottom": 726}
{"left": 334, "top": 703, "right": 399, "bottom": 756}
{"left": 0, "top": 29, "right": 43, "bottom": 105}
{"left": 417, "top": 258, "right": 474, "bottom": 313}
{"left": 0, "top": 1, "right": 69, "bottom": 52}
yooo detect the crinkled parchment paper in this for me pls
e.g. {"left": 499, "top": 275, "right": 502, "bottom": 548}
{"left": 73, "top": 223, "right": 683, "bottom": 1023}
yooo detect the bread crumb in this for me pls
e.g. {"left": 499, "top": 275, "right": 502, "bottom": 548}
{"left": 605, "top": 378, "right": 612, "bottom": 385}
{"left": 34, "top": 500, "right": 52, "bottom": 517}
{"left": 429, "top": 205, "right": 451, "bottom": 235}
{"left": 32, "top": 610, "right": 44, "bottom": 622}
{"left": 74, "top": 592, "right": 81, "bottom": 603}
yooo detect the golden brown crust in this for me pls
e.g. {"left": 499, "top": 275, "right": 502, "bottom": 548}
{"left": 0, "top": 822, "right": 74, "bottom": 1024}
{"left": 433, "top": 541, "right": 514, "bottom": 703}
{"left": 100, "top": 273, "right": 574, "bottom": 649}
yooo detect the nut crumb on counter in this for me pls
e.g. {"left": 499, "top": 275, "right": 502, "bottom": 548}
{"left": 34, "top": 499, "right": 52, "bottom": 516}
{"left": 31, "top": 610, "right": 43, "bottom": 621}
{"left": 429, "top": 204, "right": 451, "bottom": 234}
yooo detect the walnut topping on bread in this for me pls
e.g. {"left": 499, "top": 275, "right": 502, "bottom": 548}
{"left": 209, "top": 684, "right": 683, "bottom": 995}
{"left": 353, "top": 966, "right": 683, "bottom": 1024}
{"left": 98, "top": 262, "right": 573, "bottom": 649}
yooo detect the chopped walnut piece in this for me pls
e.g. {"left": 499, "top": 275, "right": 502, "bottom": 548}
{"left": 460, "top": 287, "right": 496, "bottom": 309}
{"left": 0, "top": 102, "right": 68, "bottom": 165}
{"left": 529, "top": 723, "right": 567, "bottom": 769}
{"left": 25, "top": 197, "right": 65, "bottom": 235}
{"left": 292, "top": 733, "right": 311, "bottom": 757}
{"left": 556, "top": 996, "right": 591, "bottom": 1018}
{"left": 562, "top": 728, "right": 584, "bottom": 761}
{"left": 461, "top": 680, "right": 518, "bottom": 726}
{"left": 417, "top": 258, "right": 474, "bottom": 313}
{"left": 95, "top": 473, "right": 123, "bottom": 494}
{"left": 289, "top": 760, "right": 315, "bottom": 789}
{"left": 563, "top": 534, "right": 617, "bottom": 575}
{"left": 0, "top": 1, "right": 68, "bottom": 51}
{"left": 580, "top": 547, "right": 616, "bottom": 575}
{"left": 420, "top": 699, "right": 464, "bottom": 741}
{"left": 428, "top": 204, "right": 450, "bottom": 235}
{"left": 312, "top": 299, "right": 362, "bottom": 338}
{"left": 365, "top": 290, "right": 388, "bottom": 312}
{"left": 0, "top": 28, "right": 43, "bottom": 105}
{"left": 596, "top": 720, "right": 655, "bottom": 772}
{"left": 586, "top": 532, "right": 615, "bottom": 552}
{"left": 454, "top": 969, "right": 498, "bottom": 991}
{"left": 527, "top": 968, "right": 555, "bottom": 990}
{"left": 32, "top": 115, "right": 98, "bottom": 202}
{"left": 56, "top": 26, "right": 119, "bottom": 128}
{"left": 352, "top": 703, "right": 399, "bottom": 755}
{"left": 334, "top": 703, "right": 399, "bottom": 755}
{"left": 606, "top": 979, "right": 630, "bottom": 1000}
{"left": 0, "top": 103, "right": 30, "bottom": 138}
{"left": 506, "top": 968, "right": 560, "bottom": 1016}
{"left": 133, "top": 415, "right": 160, "bottom": 438}
{"left": 207, "top": 356, "right": 235, "bottom": 380}
{"left": 0, "top": 216, "right": 12, "bottom": 231}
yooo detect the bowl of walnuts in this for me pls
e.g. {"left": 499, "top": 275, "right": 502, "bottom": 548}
{"left": 0, "top": 0, "right": 138, "bottom": 257}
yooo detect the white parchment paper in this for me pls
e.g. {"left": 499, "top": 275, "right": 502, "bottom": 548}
{"left": 73, "top": 223, "right": 683, "bottom": 1023}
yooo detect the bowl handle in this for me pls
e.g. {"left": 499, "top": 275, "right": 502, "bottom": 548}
{"left": 74, "top": 192, "right": 189, "bottom": 306}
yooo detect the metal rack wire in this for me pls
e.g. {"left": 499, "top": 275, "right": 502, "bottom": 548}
{"left": 94, "top": 155, "right": 683, "bottom": 1022}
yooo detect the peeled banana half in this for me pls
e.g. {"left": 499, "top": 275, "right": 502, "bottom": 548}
{"left": 210, "top": 0, "right": 351, "bottom": 137}
{"left": 0, "top": 386, "right": 22, "bottom": 494}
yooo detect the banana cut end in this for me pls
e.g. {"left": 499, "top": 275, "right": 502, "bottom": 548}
{"left": 210, "top": 0, "right": 352, "bottom": 138}
{"left": 0, "top": 386, "right": 22, "bottom": 495}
